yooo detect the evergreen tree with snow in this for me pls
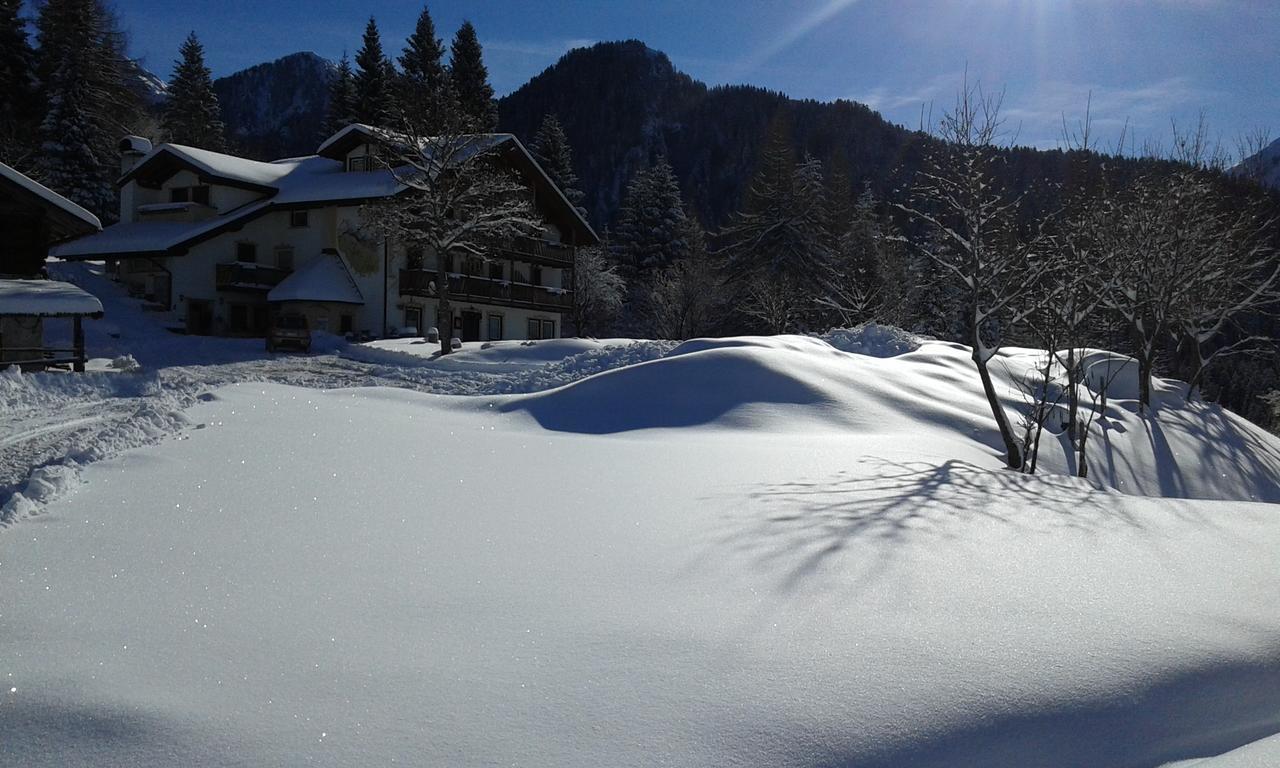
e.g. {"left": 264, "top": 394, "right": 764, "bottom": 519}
{"left": 530, "top": 113, "right": 583, "bottom": 207}
{"left": 613, "top": 156, "right": 689, "bottom": 276}
{"left": 35, "top": 0, "right": 144, "bottom": 219}
{"left": 354, "top": 17, "right": 396, "bottom": 127}
{"left": 716, "top": 115, "right": 835, "bottom": 331}
{"left": 0, "top": 0, "right": 39, "bottom": 164}
{"left": 161, "top": 32, "right": 226, "bottom": 150}
{"left": 324, "top": 52, "right": 358, "bottom": 135}
{"left": 447, "top": 21, "right": 497, "bottom": 132}
{"left": 398, "top": 4, "right": 451, "bottom": 133}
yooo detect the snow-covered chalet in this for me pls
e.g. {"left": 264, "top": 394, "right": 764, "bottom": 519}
{"left": 51, "top": 125, "right": 598, "bottom": 341}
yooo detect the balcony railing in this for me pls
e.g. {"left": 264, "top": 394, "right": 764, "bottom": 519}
{"left": 215, "top": 261, "right": 290, "bottom": 292}
{"left": 400, "top": 270, "right": 573, "bottom": 311}
{"left": 499, "top": 236, "right": 574, "bottom": 267}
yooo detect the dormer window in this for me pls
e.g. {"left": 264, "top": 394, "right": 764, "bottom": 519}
{"left": 347, "top": 155, "right": 371, "bottom": 172}
{"left": 170, "top": 185, "right": 211, "bottom": 205}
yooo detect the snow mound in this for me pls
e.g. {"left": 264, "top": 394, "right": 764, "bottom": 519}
{"left": 498, "top": 335, "right": 962, "bottom": 435}
{"left": 820, "top": 323, "right": 923, "bottom": 357}
{"left": 491, "top": 335, "right": 1280, "bottom": 503}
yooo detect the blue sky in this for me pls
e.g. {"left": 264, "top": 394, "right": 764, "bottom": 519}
{"left": 110, "top": 0, "right": 1279, "bottom": 152}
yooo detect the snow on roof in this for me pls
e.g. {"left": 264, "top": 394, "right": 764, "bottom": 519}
{"left": 0, "top": 161, "right": 101, "bottom": 232}
{"left": 0, "top": 279, "right": 103, "bottom": 317}
{"left": 55, "top": 127, "right": 592, "bottom": 260}
{"left": 50, "top": 201, "right": 273, "bottom": 258}
{"left": 268, "top": 251, "right": 364, "bottom": 305}
{"left": 127, "top": 143, "right": 296, "bottom": 188}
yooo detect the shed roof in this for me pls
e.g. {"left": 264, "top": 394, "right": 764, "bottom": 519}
{"left": 268, "top": 251, "right": 364, "bottom": 305}
{"left": 0, "top": 279, "right": 104, "bottom": 317}
{"left": 0, "top": 162, "right": 102, "bottom": 239}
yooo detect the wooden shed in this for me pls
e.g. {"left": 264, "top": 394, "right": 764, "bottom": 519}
{"left": 0, "top": 160, "right": 102, "bottom": 277}
{"left": 0, "top": 279, "right": 104, "bottom": 371}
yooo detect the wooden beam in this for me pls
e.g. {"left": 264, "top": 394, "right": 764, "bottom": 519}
{"left": 73, "top": 315, "right": 85, "bottom": 372}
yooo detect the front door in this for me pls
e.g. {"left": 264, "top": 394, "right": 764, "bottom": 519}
{"left": 461, "top": 310, "right": 482, "bottom": 342}
{"left": 187, "top": 300, "right": 213, "bottom": 335}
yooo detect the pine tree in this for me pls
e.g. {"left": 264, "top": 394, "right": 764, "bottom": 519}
{"left": 447, "top": 21, "right": 496, "bottom": 132}
{"left": 613, "top": 156, "right": 689, "bottom": 275}
{"left": 161, "top": 32, "right": 226, "bottom": 150}
{"left": 530, "top": 113, "right": 583, "bottom": 206}
{"left": 398, "top": 4, "right": 450, "bottom": 132}
{"left": 324, "top": 52, "right": 358, "bottom": 135}
{"left": 0, "top": 0, "right": 39, "bottom": 163}
{"left": 35, "top": 0, "right": 144, "bottom": 219}
{"left": 354, "top": 17, "right": 396, "bottom": 127}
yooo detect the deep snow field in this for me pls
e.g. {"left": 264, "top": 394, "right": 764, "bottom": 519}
{"left": 3, "top": 263, "right": 1280, "bottom": 767}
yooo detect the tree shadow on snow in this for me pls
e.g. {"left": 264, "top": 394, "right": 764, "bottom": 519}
{"left": 1096, "top": 401, "right": 1280, "bottom": 502}
{"left": 704, "top": 457, "right": 1207, "bottom": 595}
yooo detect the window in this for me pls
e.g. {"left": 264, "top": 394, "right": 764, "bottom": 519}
{"left": 339, "top": 314, "right": 353, "bottom": 334}
{"left": 274, "top": 246, "right": 295, "bottom": 271}
{"left": 289, "top": 210, "right": 309, "bottom": 228}
{"left": 463, "top": 257, "right": 483, "bottom": 276}
{"left": 487, "top": 314, "right": 503, "bottom": 340}
{"left": 488, "top": 262, "right": 504, "bottom": 281}
{"left": 347, "top": 155, "right": 370, "bottom": 172}
{"left": 531, "top": 265, "right": 544, "bottom": 286}
{"left": 527, "top": 318, "right": 554, "bottom": 340}
{"left": 406, "top": 247, "right": 424, "bottom": 270}
{"left": 169, "top": 185, "right": 210, "bottom": 204}
{"left": 405, "top": 307, "right": 422, "bottom": 333}
{"left": 236, "top": 242, "right": 257, "bottom": 263}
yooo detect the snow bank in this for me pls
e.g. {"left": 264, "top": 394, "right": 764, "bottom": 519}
{"left": 3, "top": 383, "right": 1279, "bottom": 767}
{"left": 819, "top": 323, "right": 922, "bottom": 357}
{"left": 349, "top": 336, "right": 639, "bottom": 369}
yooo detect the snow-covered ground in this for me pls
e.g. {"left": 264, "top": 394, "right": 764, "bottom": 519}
{"left": 3, "top": 263, "right": 1280, "bottom": 766}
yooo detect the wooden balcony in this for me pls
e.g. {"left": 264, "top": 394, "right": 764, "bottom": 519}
{"left": 215, "top": 262, "right": 290, "bottom": 292}
{"left": 399, "top": 270, "right": 573, "bottom": 312}
{"left": 498, "top": 236, "right": 574, "bottom": 267}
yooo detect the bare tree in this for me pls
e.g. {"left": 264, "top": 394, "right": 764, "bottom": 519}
{"left": 571, "top": 244, "right": 625, "bottom": 338}
{"left": 894, "top": 77, "right": 1055, "bottom": 469}
{"left": 1234, "top": 126, "right": 1274, "bottom": 186}
{"left": 1101, "top": 170, "right": 1279, "bottom": 408}
{"left": 362, "top": 125, "right": 541, "bottom": 355}
{"left": 1169, "top": 111, "right": 1230, "bottom": 172}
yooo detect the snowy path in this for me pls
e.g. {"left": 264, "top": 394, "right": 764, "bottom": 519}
{"left": 1, "top": 266, "right": 675, "bottom": 519}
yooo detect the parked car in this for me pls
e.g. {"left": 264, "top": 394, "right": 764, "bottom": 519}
{"left": 266, "top": 312, "right": 311, "bottom": 353}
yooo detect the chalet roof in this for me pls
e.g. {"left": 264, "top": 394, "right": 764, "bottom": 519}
{"left": 0, "top": 279, "right": 104, "bottom": 318}
{"left": 0, "top": 161, "right": 102, "bottom": 239}
{"left": 268, "top": 250, "right": 364, "bottom": 305}
{"left": 51, "top": 126, "right": 598, "bottom": 261}
{"left": 317, "top": 124, "right": 599, "bottom": 244}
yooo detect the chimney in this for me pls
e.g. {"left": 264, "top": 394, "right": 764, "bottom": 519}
{"left": 118, "top": 135, "right": 153, "bottom": 175}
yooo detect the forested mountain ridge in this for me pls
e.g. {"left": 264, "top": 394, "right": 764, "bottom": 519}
{"left": 211, "top": 52, "right": 336, "bottom": 160}
{"left": 497, "top": 40, "right": 921, "bottom": 228}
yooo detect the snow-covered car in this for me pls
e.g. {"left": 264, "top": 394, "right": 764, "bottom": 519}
{"left": 265, "top": 312, "right": 311, "bottom": 353}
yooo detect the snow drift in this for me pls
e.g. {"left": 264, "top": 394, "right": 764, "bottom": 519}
{"left": 494, "top": 334, "right": 1280, "bottom": 503}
